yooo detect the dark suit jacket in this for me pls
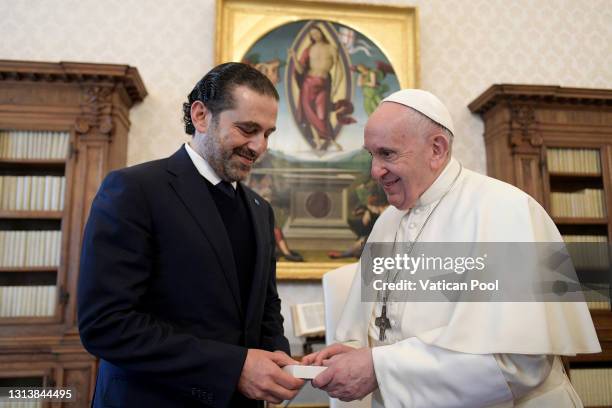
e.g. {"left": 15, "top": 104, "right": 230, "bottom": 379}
{"left": 77, "top": 146, "right": 290, "bottom": 408}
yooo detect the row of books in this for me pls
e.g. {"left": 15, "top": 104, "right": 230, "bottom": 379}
{"left": 546, "top": 148, "right": 601, "bottom": 174}
{"left": 571, "top": 368, "right": 612, "bottom": 406}
{"left": 563, "top": 235, "right": 610, "bottom": 270}
{"left": 550, "top": 189, "right": 606, "bottom": 218}
{"left": 0, "top": 130, "right": 69, "bottom": 160}
{"left": 563, "top": 235, "right": 608, "bottom": 243}
{"left": 584, "top": 293, "right": 610, "bottom": 310}
{"left": 0, "top": 231, "right": 62, "bottom": 267}
{"left": 0, "top": 402, "right": 42, "bottom": 408}
{"left": 0, "top": 176, "right": 66, "bottom": 211}
{"left": 0, "top": 286, "right": 56, "bottom": 317}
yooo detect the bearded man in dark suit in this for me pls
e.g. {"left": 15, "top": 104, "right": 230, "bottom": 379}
{"left": 78, "top": 62, "right": 304, "bottom": 407}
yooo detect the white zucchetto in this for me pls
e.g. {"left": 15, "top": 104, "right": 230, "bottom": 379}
{"left": 382, "top": 89, "right": 455, "bottom": 136}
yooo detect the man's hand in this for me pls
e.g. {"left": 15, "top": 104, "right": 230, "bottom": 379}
{"left": 312, "top": 347, "right": 378, "bottom": 402}
{"left": 238, "top": 349, "right": 305, "bottom": 404}
{"left": 301, "top": 343, "right": 354, "bottom": 366}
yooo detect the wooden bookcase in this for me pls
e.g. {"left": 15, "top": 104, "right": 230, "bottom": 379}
{"left": 0, "top": 60, "right": 146, "bottom": 407}
{"left": 469, "top": 84, "right": 612, "bottom": 407}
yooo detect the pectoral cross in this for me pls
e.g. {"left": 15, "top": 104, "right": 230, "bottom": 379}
{"left": 375, "top": 302, "right": 391, "bottom": 341}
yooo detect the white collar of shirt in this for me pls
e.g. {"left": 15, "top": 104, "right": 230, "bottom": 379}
{"left": 184, "top": 142, "right": 237, "bottom": 190}
{"left": 414, "top": 156, "right": 460, "bottom": 208}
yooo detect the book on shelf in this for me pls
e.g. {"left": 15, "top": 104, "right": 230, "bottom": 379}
{"left": 563, "top": 235, "right": 610, "bottom": 310}
{"left": 0, "top": 285, "right": 56, "bottom": 318}
{"left": 550, "top": 189, "right": 606, "bottom": 218}
{"left": 571, "top": 368, "right": 612, "bottom": 406}
{"left": 584, "top": 292, "right": 610, "bottom": 310}
{"left": 0, "top": 230, "right": 61, "bottom": 267}
{"left": 0, "top": 176, "right": 66, "bottom": 211}
{"left": 546, "top": 148, "right": 602, "bottom": 174}
{"left": 0, "top": 130, "right": 69, "bottom": 160}
{"left": 563, "top": 235, "right": 610, "bottom": 269}
{"left": 291, "top": 302, "right": 325, "bottom": 337}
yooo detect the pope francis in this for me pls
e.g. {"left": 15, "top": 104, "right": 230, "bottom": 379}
{"left": 302, "top": 89, "right": 601, "bottom": 407}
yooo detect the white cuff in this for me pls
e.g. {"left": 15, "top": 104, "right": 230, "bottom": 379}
{"left": 372, "top": 337, "right": 513, "bottom": 408}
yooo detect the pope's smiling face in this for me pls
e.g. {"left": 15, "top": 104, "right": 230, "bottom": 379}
{"left": 202, "top": 85, "right": 278, "bottom": 182}
{"left": 364, "top": 102, "right": 440, "bottom": 211}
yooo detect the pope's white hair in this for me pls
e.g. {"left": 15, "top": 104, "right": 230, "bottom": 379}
{"left": 403, "top": 106, "right": 454, "bottom": 154}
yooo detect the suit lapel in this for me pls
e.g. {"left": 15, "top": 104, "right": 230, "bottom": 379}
{"left": 167, "top": 147, "right": 243, "bottom": 315}
{"left": 242, "top": 186, "right": 268, "bottom": 325}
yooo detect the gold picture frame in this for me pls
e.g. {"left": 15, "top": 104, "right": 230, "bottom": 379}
{"left": 216, "top": 0, "right": 419, "bottom": 280}
{"left": 216, "top": 0, "right": 419, "bottom": 89}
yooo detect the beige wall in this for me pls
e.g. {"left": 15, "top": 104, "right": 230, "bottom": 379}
{"left": 1, "top": 0, "right": 610, "bottom": 173}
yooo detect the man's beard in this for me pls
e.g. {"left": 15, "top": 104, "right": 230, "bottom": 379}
{"left": 202, "top": 128, "right": 258, "bottom": 182}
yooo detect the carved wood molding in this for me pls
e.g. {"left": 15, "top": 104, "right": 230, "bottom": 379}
{"left": 468, "top": 84, "right": 612, "bottom": 115}
{"left": 467, "top": 84, "right": 612, "bottom": 151}
{"left": 75, "top": 85, "right": 115, "bottom": 136}
{"left": 0, "top": 60, "right": 147, "bottom": 106}
{"left": 509, "top": 103, "right": 543, "bottom": 149}
{"left": 0, "top": 60, "right": 145, "bottom": 138}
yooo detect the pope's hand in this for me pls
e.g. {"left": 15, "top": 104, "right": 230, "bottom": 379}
{"left": 237, "top": 349, "right": 305, "bottom": 404}
{"left": 312, "top": 347, "right": 378, "bottom": 402}
{"left": 301, "top": 343, "right": 354, "bottom": 366}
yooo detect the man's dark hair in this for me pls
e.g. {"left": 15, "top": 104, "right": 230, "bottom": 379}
{"left": 182, "top": 62, "right": 279, "bottom": 135}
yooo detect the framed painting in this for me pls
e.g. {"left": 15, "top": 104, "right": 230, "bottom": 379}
{"left": 216, "top": 0, "right": 419, "bottom": 279}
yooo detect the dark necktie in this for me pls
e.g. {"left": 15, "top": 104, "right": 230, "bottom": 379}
{"left": 217, "top": 180, "right": 236, "bottom": 199}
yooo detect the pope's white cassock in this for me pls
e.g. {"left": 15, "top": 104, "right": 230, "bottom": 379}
{"left": 334, "top": 156, "right": 601, "bottom": 407}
